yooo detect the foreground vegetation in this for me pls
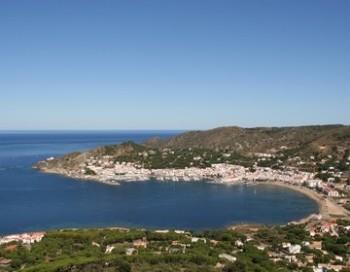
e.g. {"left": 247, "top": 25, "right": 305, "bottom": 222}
{"left": 1, "top": 221, "right": 350, "bottom": 272}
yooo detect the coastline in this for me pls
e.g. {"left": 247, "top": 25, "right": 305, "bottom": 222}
{"left": 36, "top": 163, "right": 350, "bottom": 227}
{"left": 1, "top": 179, "right": 348, "bottom": 236}
{"left": 250, "top": 181, "right": 350, "bottom": 223}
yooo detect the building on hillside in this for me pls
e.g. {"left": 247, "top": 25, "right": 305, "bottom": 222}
{"left": 219, "top": 253, "right": 237, "bottom": 263}
{"left": 191, "top": 237, "right": 206, "bottom": 243}
{"left": 126, "top": 248, "right": 137, "bottom": 256}
{"left": 0, "top": 232, "right": 45, "bottom": 245}
{"left": 133, "top": 238, "right": 148, "bottom": 248}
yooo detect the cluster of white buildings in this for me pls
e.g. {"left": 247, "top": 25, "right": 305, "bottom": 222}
{"left": 64, "top": 157, "right": 319, "bottom": 187}
{"left": 0, "top": 232, "right": 45, "bottom": 245}
{"left": 304, "top": 179, "right": 340, "bottom": 197}
{"left": 42, "top": 155, "right": 343, "bottom": 199}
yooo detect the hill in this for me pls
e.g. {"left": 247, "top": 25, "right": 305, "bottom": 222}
{"left": 146, "top": 125, "right": 350, "bottom": 159}
{"left": 34, "top": 125, "right": 350, "bottom": 177}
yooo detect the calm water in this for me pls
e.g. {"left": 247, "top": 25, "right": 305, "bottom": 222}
{"left": 0, "top": 131, "right": 318, "bottom": 235}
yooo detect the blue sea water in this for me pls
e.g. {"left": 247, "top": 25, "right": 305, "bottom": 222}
{"left": 0, "top": 131, "right": 318, "bottom": 235}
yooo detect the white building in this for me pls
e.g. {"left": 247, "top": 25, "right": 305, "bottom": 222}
{"left": 288, "top": 244, "right": 301, "bottom": 254}
{"left": 126, "top": 248, "right": 137, "bottom": 256}
{"left": 191, "top": 237, "right": 206, "bottom": 243}
{"left": 219, "top": 253, "right": 237, "bottom": 263}
{"left": 105, "top": 245, "right": 115, "bottom": 254}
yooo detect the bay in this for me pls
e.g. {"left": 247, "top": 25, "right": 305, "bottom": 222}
{"left": 0, "top": 131, "right": 318, "bottom": 235}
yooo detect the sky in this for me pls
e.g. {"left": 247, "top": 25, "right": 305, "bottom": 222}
{"left": 1, "top": 0, "right": 349, "bottom": 130}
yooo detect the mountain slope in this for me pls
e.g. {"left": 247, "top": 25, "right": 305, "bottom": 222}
{"left": 146, "top": 125, "right": 350, "bottom": 158}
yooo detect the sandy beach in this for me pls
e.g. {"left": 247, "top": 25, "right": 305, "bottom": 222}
{"left": 228, "top": 181, "right": 350, "bottom": 229}
{"left": 256, "top": 181, "right": 350, "bottom": 222}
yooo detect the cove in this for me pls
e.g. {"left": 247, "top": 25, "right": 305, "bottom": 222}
{"left": 0, "top": 132, "right": 318, "bottom": 234}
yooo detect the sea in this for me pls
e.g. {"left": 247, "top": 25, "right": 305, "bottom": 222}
{"left": 0, "top": 131, "right": 319, "bottom": 235}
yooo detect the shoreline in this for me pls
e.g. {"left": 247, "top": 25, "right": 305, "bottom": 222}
{"left": 252, "top": 181, "right": 350, "bottom": 223}
{"left": 1, "top": 179, "right": 348, "bottom": 237}
{"left": 1, "top": 179, "right": 336, "bottom": 237}
{"left": 37, "top": 165, "right": 350, "bottom": 227}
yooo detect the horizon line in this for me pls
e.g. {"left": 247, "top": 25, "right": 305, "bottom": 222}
{"left": 0, "top": 123, "right": 348, "bottom": 133}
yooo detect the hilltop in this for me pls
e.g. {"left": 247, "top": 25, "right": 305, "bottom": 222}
{"left": 146, "top": 125, "right": 350, "bottom": 159}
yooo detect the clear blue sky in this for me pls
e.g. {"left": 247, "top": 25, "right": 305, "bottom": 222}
{"left": 1, "top": 0, "right": 349, "bottom": 130}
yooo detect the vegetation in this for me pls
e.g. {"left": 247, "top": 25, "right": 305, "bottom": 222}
{"left": 146, "top": 125, "right": 350, "bottom": 160}
{"left": 84, "top": 168, "right": 96, "bottom": 175}
{"left": 1, "top": 223, "right": 350, "bottom": 272}
{"left": 112, "top": 147, "right": 255, "bottom": 169}
{"left": 37, "top": 125, "right": 350, "bottom": 175}
{"left": 0, "top": 228, "right": 281, "bottom": 272}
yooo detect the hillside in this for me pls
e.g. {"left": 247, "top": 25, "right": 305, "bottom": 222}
{"left": 146, "top": 125, "right": 350, "bottom": 159}
{"left": 35, "top": 141, "right": 147, "bottom": 171}
{"left": 34, "top": 125, "right": 350, "bottom": 179}
{"left": 2, "top": 219, "right": 350, "bottom": 272}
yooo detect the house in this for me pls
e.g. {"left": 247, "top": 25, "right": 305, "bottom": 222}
{"left": 335, "top": 255, "right": 343, "bottom": 262}
{"left": 215, "top": 262, "right": 225, "bottom": 269}
{"left": 235, "top": 240, "right": 244, "bottom": 247}
{"left": 105, "top": 245, "right": 115, "bottom": 254}
{"left": 191, "top": 237, "right": 206, "bottom": 243}
{"left": 167, "top": 246, "right": 183, "bottom": 254}
{"left": 282, "top": 242, "right": 291, "bottom": 249}
{"left": 320, "top": 222, "right": 339, "bottom": 236}
{"left": 309, "top": 229, "right": 316, "bottom": 237}
{"left": 219, "top": 253, "right": 237, "bottom": 263}
{"left": 155, "top": 230, "right": 169, "bottom": 233}
{"left": 256, "top": 244, "right": 267, "bottom": 251}
{"left": 125, "top": 248, "right": 137, "bottom": 256}
{"left": 328, "top": 190, "right": 339, "bottom": 198}
{"left": 328, "top": 264, "right": 344, "bottom": 272}
{"left": 210, "top": 239, "right": 219, "bottom": 246}
{"left": 313, "top": 265, "right": 324, "bottom": 272}
{"left": 288, "top": 244, "right": 301, "bottom": 254}
{"left": 167, "top": 244, "right": 187, "bottom": 254}
{"left": 281, "top": 242, "right": 301, "bottom": 254}
{"left": 271, "top": 257, "right": 283, "bottom": 263}
{"left": 302, "top": 241, "right": 310, "bottom": 247}
{"left": 92, "top": 241, "right": 100, "bottom": 248}
{"left": 315, "top": 264, "right": 343, "bottom": 272}
{"left": 306, "top": 180, "right": 318, "bottom": 188}
{"left": 309, "top": 241, "right": 322, "bottom": 251}
{"left": 133, "top": 238, "right": 148, "bottom": 248}
{"left": 305, "top": 255, "right": 314, "bottom": 264}
{"left": 342, "top": 225, "right": 350, "bottom": 231}
{"left": 284, "top": 255, "right": 297, "bottom": 263}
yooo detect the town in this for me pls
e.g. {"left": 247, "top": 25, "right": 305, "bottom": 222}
{"left": 27, "top": 143, "right": 350, "bottom": 271}
{"left": 36, "top": 145, "right": 350, "bottom": 220}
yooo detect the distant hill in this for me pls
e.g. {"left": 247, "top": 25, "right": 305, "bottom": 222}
{"left": 146, "top": 125, "right": 350, "bottom": 158}
{"left": 35, "top": 125, "right": 350, "bottom": 173}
